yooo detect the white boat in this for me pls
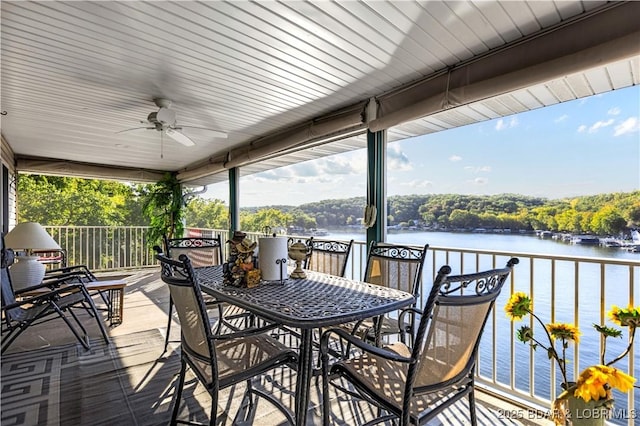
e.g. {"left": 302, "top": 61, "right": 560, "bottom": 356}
{"left": 622, "top": 230, "right": 640, "bottom": 252}
{"left": 570, "top": 235, "right": 600, "bottom": 245}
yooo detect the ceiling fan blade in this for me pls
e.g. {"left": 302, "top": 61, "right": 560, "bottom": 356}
{"left": 177, "top": 126, "right": 228, "bottom": 139}
{"left": 165, "top": 127, "right": 195, "bottom": 146}
{"left": 115, "top": 126, "right": 154, "bottom": 134}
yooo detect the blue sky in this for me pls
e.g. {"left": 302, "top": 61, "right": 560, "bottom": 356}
{"left": 203, "top": 85, "right": 639, "bottom": 207}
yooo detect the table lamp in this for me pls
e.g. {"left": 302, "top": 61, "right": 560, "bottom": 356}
{"left": 4, "top": 222, "right": 61, "bottom": 290}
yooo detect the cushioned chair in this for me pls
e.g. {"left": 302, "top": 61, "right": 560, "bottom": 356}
{"left": 156, "top": 252, "right": 298, "bottom": 425}
{"left": 1, "top": 234, "right": 110, "bottom": 353}
{"left": 320, "top": 258, "right": 519, "bottom": 426}
{"left": 304, "top": 237, "right": 354, "bottom": 278}
{"left": 348, "top": 242, "right": 429, "bottom": 346}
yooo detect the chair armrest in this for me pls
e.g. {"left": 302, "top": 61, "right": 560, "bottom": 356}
{"left": 398, "top": 306, "right": 422, "bottom": 328}
{"left": 45, "top": 265, "right": 96, "bottom": 281}
{"left": 14, "top": 278, "right": 76, "bottom": 295}
{"left": 6, "top": 283, "right": 85, "bottom": 310}
{"left": 42, "top": 270, "right": 94, "bottom": 284}
{"left": 319, "top": 327, "right": 413, "bottom": 364}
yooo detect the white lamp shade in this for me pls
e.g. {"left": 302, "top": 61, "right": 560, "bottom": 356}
{"left": 5, "top": 222, "right": 61, "bottom": 251}
{"left": 5, "top": 222, "right": 60, "bottom": 290}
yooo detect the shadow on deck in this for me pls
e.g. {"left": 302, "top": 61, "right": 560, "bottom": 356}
{"left": 1, "top": 269, "right": 552, "bottom": 426}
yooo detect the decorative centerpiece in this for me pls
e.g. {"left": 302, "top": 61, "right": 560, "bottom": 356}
{"left": 505, "top": 293, "right": 638, "bottom": 425}
{"left": 288, "top": 239, "right": 311, "bottom": 279}
{"left": 223, "top": 231, "right": 260, "bottom": 288}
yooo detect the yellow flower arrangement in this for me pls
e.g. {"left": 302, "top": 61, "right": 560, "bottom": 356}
{"left": 504, "top": 294, "right": 638, "bottom": 424}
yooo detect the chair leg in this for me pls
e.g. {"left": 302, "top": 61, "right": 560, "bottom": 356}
{"left": 81, "top": 290, "right": 110, "bottom": 344}
{"left": 321, "top": 349, "right": 331, "bottom": 425}
{"left": 53, "top": 305, "right": 91, "bottom": 350}
{"left": 214, "top": 303, "right": 224, "bottom": 334}
{"left": 1, "top": 328, "right": 25, "bottom": 354}
{"left": 468, "top": 388, "right": 477, "bottom": 426}
{"left": 171, "top": 358, "right": 187, "bottom": 426}
{"left": 163, "top": 296, "right": 174, "bottom": 354}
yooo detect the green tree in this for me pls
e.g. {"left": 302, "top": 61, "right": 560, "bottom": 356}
{"left": 240, "top": 208, "right": 293, "bottom": 232}
{"left": 449, "top": 209, "right": 479, "bottom": 228}
{"left": 186, "top": 198, "right": 228, "bottom": 229}
{"left": 17, "top": 174, "right": 136, "bottom": 226}
{"left": 590, "top": 206, "right": 627, "bottom": 235}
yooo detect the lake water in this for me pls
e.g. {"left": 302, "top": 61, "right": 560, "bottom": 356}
{"left": 320, "top": 229, "right": 639, "bottom": 261}
{"left": 312, "top": 229, "right": 638, "bottom": 421}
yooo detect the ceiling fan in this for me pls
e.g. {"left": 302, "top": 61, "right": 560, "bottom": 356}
{"left": 116, "top": 98, "right": 227, "bottom": 147}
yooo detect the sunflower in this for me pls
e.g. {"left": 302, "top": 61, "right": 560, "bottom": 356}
{"left": 608, "top": 305, "right": 640, "bottom": 328}
{"left": 574, "top": 365, "right": 636, "bottom": 402}
{"left": 505, "top": 292, "right": 531, "bottom": 320}
{"left": 546, "top": 322, "right": 581, "bottom": 343}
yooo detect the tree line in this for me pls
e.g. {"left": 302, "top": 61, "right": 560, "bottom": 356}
{"left": 16, "top": 174, "right": 640, "bottom": 237}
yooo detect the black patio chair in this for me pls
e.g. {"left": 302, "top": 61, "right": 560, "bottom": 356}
{"left": 304, "top": 237, "right": 354, "bottom": 278}
{"left": 320, "top": 257, "right": 519, "bottom": 426}
{"left": 347, "top": 242, "right": 429, "bottom": 347}
{"left": 159, "top": 235, "right": 247, "bottom": 354}
{"left": 156, "top": 252, "right": 298, "bottom": 425}
{"left": 1, "top": 233, "right": 110, "bottom": 354}
{"left": 42, "top": 264, "right": 117, "bottom": 320}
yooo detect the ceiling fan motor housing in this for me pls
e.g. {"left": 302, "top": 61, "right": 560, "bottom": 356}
{"left": 148, "top": 107, "right": 176, "bottom": 126}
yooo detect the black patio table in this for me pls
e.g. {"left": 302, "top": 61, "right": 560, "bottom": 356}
{"left": 195, "top": 265, "right": 415, "bottom": 426}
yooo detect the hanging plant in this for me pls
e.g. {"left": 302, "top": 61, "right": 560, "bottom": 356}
{"left": 142, "top": 172, "right": 185, "bottom": 246}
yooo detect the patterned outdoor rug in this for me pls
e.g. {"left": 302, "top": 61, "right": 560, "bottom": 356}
{"left": 1, "top": 327, "right": 541, "bottom": 426}
{"left": 1, "top": 329, "right": 180, "bottom": 426}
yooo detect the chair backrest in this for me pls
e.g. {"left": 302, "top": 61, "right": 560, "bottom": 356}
{"left": 1, "top": 233, "right": 20, "bottom": 321}
{"left": 363, "top": 242, "right": 428, "bottom": 297}
{"left": 155, "top": 252, "right": 217, "bottom": 377}
{"left": 33, "top": 248, "right": 68, "bottom": 269}
{"left": 164, "top": 235, "right": 223, "bottom": 268}
{"left": 409, "top": 258, "right": 519, "bottom": 392}
{"left": 304, "top": 237, "right": 354, "bottom": 277}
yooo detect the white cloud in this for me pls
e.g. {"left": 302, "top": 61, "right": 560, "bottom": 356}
{"left": 387, "top": 145, "right": 412, "bottom": 171}
{"left": 464, "top": 166, "right": 492, "bottom": 173}
{"left": 401, "top": 179, "right": 434, "bottom": 189}
{"left": 449, "top": 155, "right": 462, "bottom": 162}
{"left": 555, "top": 114, "right": 569, "bottom": 123}
{"left": 468, "top": 177, "right": 488, "bottom": 186}
{"left": 577, "top": 125, "right": 587, "bottom": 133}
{"left": 614, "top": 117, "right": 640, "bottom": 136}
{"left": 608, "top": 107, "right": 621, "bottom": 116}
{"left": 588, "top": 119, "right": 615, "bottom": 133}
{"left": 495, "top": 117, "right": 518, "bottom": 131}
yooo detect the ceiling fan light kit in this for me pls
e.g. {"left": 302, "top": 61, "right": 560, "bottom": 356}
{"left": 149, "top": 107, "right": 176, "bottom": 126}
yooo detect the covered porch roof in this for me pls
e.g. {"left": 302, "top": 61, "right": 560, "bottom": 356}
{"left": 1, "top": 1, "right": 639, "bottom": 186}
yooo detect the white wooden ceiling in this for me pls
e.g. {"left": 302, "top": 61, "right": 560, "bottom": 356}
{"left": 1, "top": 1, "right": 638, "bottom": 185}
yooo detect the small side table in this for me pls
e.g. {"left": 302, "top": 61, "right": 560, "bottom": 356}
{"left": 83, "top": 280, "right": 127, "bottom": 326}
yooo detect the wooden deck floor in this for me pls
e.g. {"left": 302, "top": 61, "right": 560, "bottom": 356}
{"left": 1, "top": 269, "right": 553, "bottom": 426}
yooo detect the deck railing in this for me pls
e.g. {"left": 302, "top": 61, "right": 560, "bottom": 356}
{"left": 42, "top": 225, "right": 638, "bottom": 424}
